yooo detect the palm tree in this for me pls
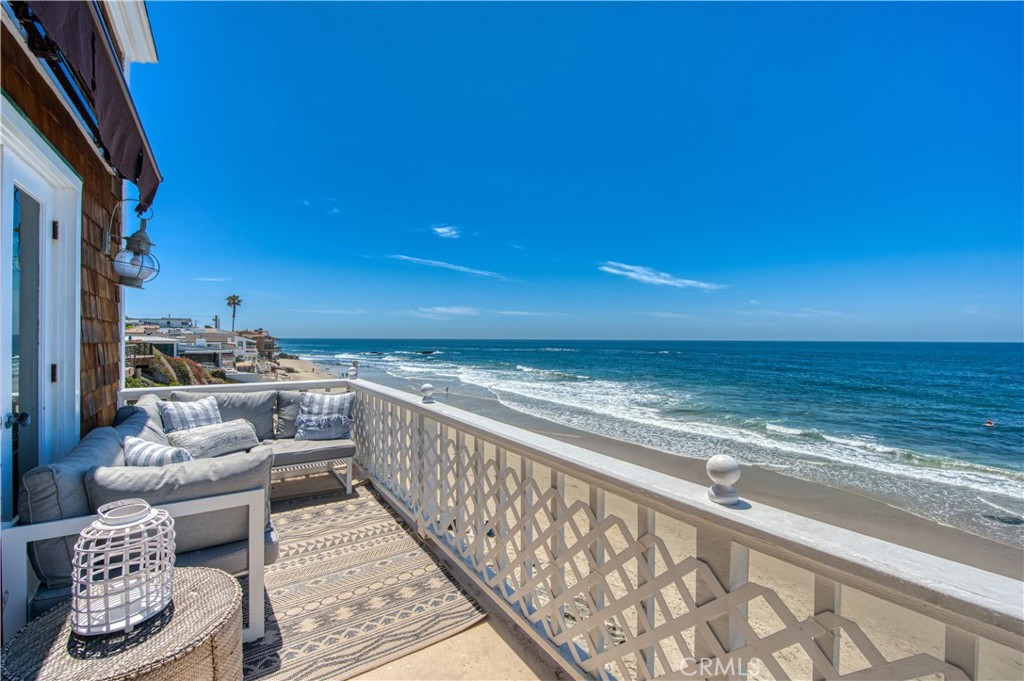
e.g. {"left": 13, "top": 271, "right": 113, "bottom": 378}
{"left": 226, "top": 294, "right": 242, "bottom": 332}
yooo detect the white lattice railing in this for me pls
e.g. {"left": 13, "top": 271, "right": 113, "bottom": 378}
{"left": 345, "top": 378, "right": 1023, "bottom": 681}
{"left": 121, "top": 378, "right": 1023, "bottom": 680}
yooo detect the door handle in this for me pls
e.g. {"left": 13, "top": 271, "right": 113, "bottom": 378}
{"left": 3, "top": 413, "right": 29, "bottom": 429}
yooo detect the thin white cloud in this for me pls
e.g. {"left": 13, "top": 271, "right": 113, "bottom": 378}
{"left": 193, "top": 277, "right": 231, "bottom": 282}
{"left": 963, "top": 305, "right": 1018, "bottom": 321}
{"left": 327, "top": 208, "right": 342, "bottom": 215}
{"left": 390, "top": 255, "right": 506, "bottom": 280}
{"left": 409, "top": 306, "right": 481, "bottom": 320}
{"left": 496, "top": 310, "right": 566, "bottom": 317}
{"left": 423, "top": 306, "right": 480, "bottom": 316}
{"left": 509, "top": 242, "right": 525, "bottom": 250}
{"left": 748, "top": 307, "right": 846, "bottom": 318}
{"left": 432, "top": 225, "right": 460, "bottom": 239}
{"left": 301, "top": 199, "right": 311, "bottom": 207}
{"left": 599, "top": 262, "right": 724, "bottom": 290}
{"left": 286, "top": 307, "right": 366, "bottom": 315}
{"left": 642, "top": 311, "right": 694, "bottom": 319}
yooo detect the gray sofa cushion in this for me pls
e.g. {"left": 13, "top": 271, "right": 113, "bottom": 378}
{"left": 275, "top": 390, "right": 302, "bottom": 439}
{"left": 175, "top": 527, "right": 280, "bottom": 573}
{"left": 18, "top": 427, "right": 125, "bottom": 589}
{"left": 85, "top": 446, "right": 274, "bottom": 555}
{"left": 112, "top": 395, "right": 168, "bottom": 446}
{"left": 270, "top": 438, "right": 356, "bottom": 467}
{"left": 167, "top": 419, "right": 259, "bottom": 459}
{"left": 171, "top": 390, "right": 277, "bottom": 441}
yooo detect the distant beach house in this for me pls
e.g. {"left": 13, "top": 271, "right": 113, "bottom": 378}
{"left": 126, "top": 315, "right": 195, "bottom": 329}
{"left": 125, "top": 327, "right": 260, "bottom": 374}
{"left": 237, "top": 328, "right": 280, "bottom": 360}
{"left": 1, "top": 0, "right": 161, "bottom": 520}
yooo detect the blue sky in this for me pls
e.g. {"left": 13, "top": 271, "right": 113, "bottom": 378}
{"left": 125, "top": 2, "right": 1022, "bottom": 341}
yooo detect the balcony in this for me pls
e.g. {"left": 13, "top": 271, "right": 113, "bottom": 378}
{"left": 12, "top": 377, "right": 1024, "bottom": 680}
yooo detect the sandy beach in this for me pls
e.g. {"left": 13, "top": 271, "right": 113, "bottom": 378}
{"left": 276, "top": 357, "right": 338, "bottom": 381}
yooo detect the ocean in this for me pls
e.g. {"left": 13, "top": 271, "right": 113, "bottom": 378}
{"left": 279, "top": 339, "right": 1024, "bottom": 544}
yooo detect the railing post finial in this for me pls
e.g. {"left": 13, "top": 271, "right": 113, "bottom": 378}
{"left": 706, "top": 454, "right": 741, "bottom": 505}
{"left": 421, "top": 383, "right": 435, "bottom": 403}
{"left": 348, "top": 361, "right": 358, "bottom": 379}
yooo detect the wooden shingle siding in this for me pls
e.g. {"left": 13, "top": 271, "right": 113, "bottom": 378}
{"left": 2, "top": 23, "right": 124, "bottom": 436}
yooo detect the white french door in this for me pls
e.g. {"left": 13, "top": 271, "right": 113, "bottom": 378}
{"left": 1, "top": 98, "right": 83, "bottom": 523}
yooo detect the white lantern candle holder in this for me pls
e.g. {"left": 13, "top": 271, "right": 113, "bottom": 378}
{"left": 71, "top": 498, "right": 175, "bottom": 636}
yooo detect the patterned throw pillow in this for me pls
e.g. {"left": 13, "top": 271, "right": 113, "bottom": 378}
{"left": 295, "top": 414, "right": 351, "bottom": 441}
{"left": 167, "top": 419, "right": 260, "bottom": 459}
{"left": 157, "top": 396, "right": 222, "bottom": 433}
{"left": 123, "top": 435, "right": 193, "bottom": 467}
{"left": 295, "top": 392, "right": 355, "bottom": 440}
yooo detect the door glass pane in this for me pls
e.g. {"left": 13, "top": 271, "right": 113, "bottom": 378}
{"left": 7, "top": 187, "right": 40, "bottom": 521}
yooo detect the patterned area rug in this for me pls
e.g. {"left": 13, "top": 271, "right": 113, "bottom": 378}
{"left": 243, "top": 484, "right": 486, "bottom": 680}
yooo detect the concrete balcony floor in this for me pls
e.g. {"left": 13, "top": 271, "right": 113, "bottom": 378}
{"left": 269, "top": 473, "right": 567, "bottom": 681}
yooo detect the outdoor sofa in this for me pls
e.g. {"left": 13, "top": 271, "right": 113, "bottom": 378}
{"left": 16, "top": 389, "right": 356, "bottom": 618}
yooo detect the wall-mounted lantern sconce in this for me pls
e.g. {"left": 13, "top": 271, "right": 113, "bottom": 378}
{"left": 102, "top": 199, "right": 161, "bottom": 289}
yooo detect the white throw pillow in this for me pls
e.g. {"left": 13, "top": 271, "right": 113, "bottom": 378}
{"left": 123, "top": 435, "right": 193, "bottom": 467}
{"left": 157, "top": 396, "right": 222, "bottom": 433}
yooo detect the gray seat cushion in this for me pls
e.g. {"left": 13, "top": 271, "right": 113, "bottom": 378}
{"left": 18, "top": 427, "right": 125, "bottom": 589}
{"left": 112, "top": 394, "right": 168, "bottom": 446}
{"left": 169, "top": 390, "right": 277, "bottom": 441}
{"left": 270, "top": 438, "right": 356, "bottom": 467}
{"left": 85, "top": 446, "right": 274, "bottom": 555}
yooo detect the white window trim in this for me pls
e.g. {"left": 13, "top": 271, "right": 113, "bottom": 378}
{"left": 1, "top": 96, "right": 83, "bottom": 471}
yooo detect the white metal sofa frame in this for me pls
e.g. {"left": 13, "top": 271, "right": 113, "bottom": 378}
{"left": 1, "top": 487, "right": 266, "bottom": 644}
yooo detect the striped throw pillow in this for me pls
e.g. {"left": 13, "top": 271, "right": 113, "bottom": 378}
{"left": 123, "top": 435, "right": 193, "bottom": 467}
{"left": 157, "top": 396, "right": 222, "bottom": 433}
{"left": 298, "top": 392, "right": 355, "bottom": 419}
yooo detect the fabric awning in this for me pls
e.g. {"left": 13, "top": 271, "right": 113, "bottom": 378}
{"left": 27, "top": 1, "right": 162, "bottom": 212}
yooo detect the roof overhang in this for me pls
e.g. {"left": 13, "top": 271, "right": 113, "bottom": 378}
{"left": 103, "top": 0, "right": 158, "bottom": 65}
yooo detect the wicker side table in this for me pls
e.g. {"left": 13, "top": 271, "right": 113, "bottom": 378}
{"left": 1, "top": 567, "right": 243, "bottom": 681}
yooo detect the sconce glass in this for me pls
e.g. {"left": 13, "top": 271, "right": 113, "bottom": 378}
{"left": 103, "top": 200, "right": 161, "bottom": 289}
{"left": 112, "top": 220, "right": 160, "bottom": 288}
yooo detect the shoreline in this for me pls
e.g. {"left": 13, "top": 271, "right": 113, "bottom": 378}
{"left": 282, "top": 356, "right": 1023, "bottom": 579}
